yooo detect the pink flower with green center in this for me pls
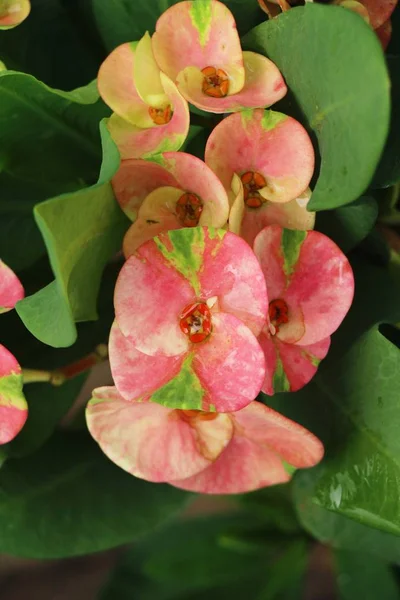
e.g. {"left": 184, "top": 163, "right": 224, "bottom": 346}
{"left": 98, "top": 33, "right": 190, "bottom": 159}
{"left": 0, "top": 260, "right": 28, "bottom": 444}
{"left": 86, "top": 387, "right": 324, "bottom": 494}
{"left": 112, "top": 152, "right": 229, "bottom": 256}
{"left": 205, "top": 109, "right": 315, "bottom": 246}
{"left": 151, "top": 0, "right": 287, "bottom": 114}
{"left": 253, "top": 226, "right": 355, "bottom": 394}
{"left": 111, "top": 226, "right": 268, "bottom": 413}
{"left": 0, "top": 0, "right": 30, "bottom": 29}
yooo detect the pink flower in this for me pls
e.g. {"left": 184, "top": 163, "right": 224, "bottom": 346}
{"left": 98, "top": 33, "right": 190, "bottom": 159}
{"left": 0, "top": 0, "right": 30, "bottom": 29}
{"left": 86, "top": 386, "right": 324, "bottom": 494}
{"left": 253, "top": 226, "right": 355, "bottom": 394}
{"left": 0, "top": 260, "right": 28, "bottom": 444}
{"left": 111, "top": 226, "right": 267, "bottom": 413}
{"left": 205, "top": 109, "right": 315, "bottom": 246}
{"left": 152, "top": 0, "right": 287, "bottom": 113}
{"left": 112, "top": 152, "right": 229, "bottom": 255}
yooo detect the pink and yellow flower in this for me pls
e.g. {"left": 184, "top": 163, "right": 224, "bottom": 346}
{"left": 0, "top": 260, "right": 28, "bottom": 444}
{"left": 112, "top": 152, "right": 230, "bottom": 256}
{"left": 111, "top": 226, "right": 267, "bottom": 413}
{"left": 253, "top": 226, "right": 354, "bottom": 394}
{"left": 0, "top": 0, "right": 30, "bottom": 29}
{"left": 205, "top": 109, "right": 315, "bottom": 246}
{"left": 86, "top": 386, "right": 324, "bottom": 494}
{"left": 152, "top": 0, "right": 287, "bottom": 113}
{"left": 98, "top": 33, "right": 190, "bottom": 159}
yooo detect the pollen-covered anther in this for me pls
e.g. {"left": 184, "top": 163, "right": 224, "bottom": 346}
{"left": 240, "top": 171, "right": 267, "bottom": 208}
{"left": 179, "top": 302, "right": 212, "bottom": 343}
{"left": 201, "top": 66, "right": 230, "bottom": 98}
{"left": 176, "top": 192, "right": 204, "bottom": 227}
{"left": 148, "top": 103, "right": 173, "bottom": 125}
{"left": 269, "top": 298, "right": 289, "bottom": 334}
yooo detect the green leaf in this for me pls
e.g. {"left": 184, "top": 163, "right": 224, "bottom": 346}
{"left": 294, "top": 471, "right": 400, "bottom": 564}
{"left": 243, "top": 4, "right": 390, "bottom": 210}
{"left": 16, "top": 122, "right": 129, "bottom": 348}
{"left": 0, "top": 431, "right": 189, "bottom": 558}
{"left": 334, "top": 550, "right": 398, "bottom": 600}
{"left": 88, "top": 0, "right": 262, "bottom": 51}
{"left": 373, "top": 56, "right": 400, "bottom": 188}
{"left": 316, "top": 197, "right": 378, "bottom": 253}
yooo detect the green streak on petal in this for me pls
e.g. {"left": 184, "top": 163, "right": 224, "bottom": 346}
{"left": 0, "top": 306, "right": 10, "bottom": 314}
{"left": 261, "top": 110, "right": 287, "bottom": 131}
{"left": 272, "top": 358, "right": 290, "bottom": 393}
{"left": 145, "top": 133, "right": 186, "bottom": 159}
{"left": 129, "top": 41, "right": 139, "bottom": 53}
{"left": 301, "top": 349, "right": 321, "bottom": 368}
{"left": 282, "top": 460, "right": 296, "bottom": 476}
{"left": 189, "top": 0, "right": 212, "bottom": 47}
{"left": 150, "top": 353, "right": 206, "bottom": 410}
{"left": 240, "top": 109, "right": 254, "bottom": 128}
{"left": 154, "top": 227, "right": 205, "bottom": 295}
{"left": 0, "top": 373, "right": 27, "bottom": 410}
{"left": 281, "top": 228, "right": 306, "bottom": 281}
{"left": 207, "top": 227, "right": 226, "bottom": 241}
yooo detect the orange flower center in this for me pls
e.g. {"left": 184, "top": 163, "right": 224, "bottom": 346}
{"left": 180, "top": 410, "right": 219, "bottom": 422}
{"left": 179, "top": 302, "right": 212, "bottom": 343}
{"left": 269, "top": 299, "right": 289, "bottom": 334}
{"left": 241, "top": 171, "right": 267, "bottom": 208}
{"left": 148, "top": 104, "right": 173, "bottom": 125}
{"left": 201, "top": 66, "right": 229, "bottom": 98}
{"left": 176, "top": 192, "right": 204, "bottom": 227}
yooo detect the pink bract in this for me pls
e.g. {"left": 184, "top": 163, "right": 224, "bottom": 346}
{"left": 152, "top": 0, "right": 286, "bottom": 113}
{"left": 0, "top": 345, "right": 28, "bottom": 444}
{"left": 112, "top": 226, "right": 267, "bottom": 412}
{"left": 0, "top": 259, "right": 24, "bottom": 313}
{"left": 86, "top": 390, "right": 323, "bottom": 494}
{"left": 98, "top": 41, "right": 189, "bottom": 159}
{"left": 253, "top": 226, "right": 354, "bottom": 394}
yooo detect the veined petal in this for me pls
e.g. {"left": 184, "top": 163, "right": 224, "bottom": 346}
{"left": 199, "top": 229, "right": 268, "bottom": 336}
{"left": 241, "top": 188, "right": 315, "bottom": 247}
{"left": 172, "top": 401, "right": 323, "bottom": 494}
{"left": 177, "top": 52, "right": 286, "bottom": 114}
{"left": 134, "top": 32, "right": 169, "bottom": 107}
{"left": 86, "top": 386, "right": 233, "bottom": 482}
{"left": 0, "top": 260, "right": 24, "bottom": 313}
{"left": 258, "top": 331, "right": 331, "bottom": 395}
{"left": 205, "top": 109, "right": 314, "bottom": 203}
{"left": 0, "top": 0, "right": 30, "bottom": 29}
{"left": 114, "top": 234, "right": 194, "bottom": 357}
{"left": 193, "top": 312, "right": 265, "bottom": 413}
{"left": 254, "top": 226, "right": 355, "bottom": 346}
{"left": 0, "top": 345, "right": 28, "bottom": 444}
{"left": 112, "top": 160, "right": 178, "bottom": 222}
{"left": 107, "top": 73, "right": 190, "bottom": 160}
{"left": 98, "top": 43, "right": 148, "bottom": 124}
{"left": 153, "top": 0, "right": 245, "bottom": 93}
{"left": 109, "top": 321, "right": 184, "bottom": 400}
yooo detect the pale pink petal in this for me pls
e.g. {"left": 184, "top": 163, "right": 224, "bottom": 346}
{"left": 193, "top": 312, "right": 265, "bottom": 413}
{"left": 109, "top": 321, "right": 184, "bottom": 400}
{"left": 176, "top": 52, "right": 286, "bottom": 114}
{"left": 258, "top": 331, "right": 331, "bottom": 395}
{"left": 86, "top": 386, "right": 233, "bottom": 482}
{"left": 153, "top": 0, "right": 245, "bottom": 94}
{"left": 241, "top": 188, "right": 315, "bottom": 247}
{"left": 114, "top": 237, "right": 193, "bottom": 356}
{"left": 253, "top": 225, "right": 287, "bottom": 300}
{"left": 198, "top": 230, "right": 268, "bottom": 336}
{"left": 0, "top": 345, "right": 28, "bottom": 444}
{"left": 0, "top": 260, "right": 24, "bottom": 313}
{"left": 112, "top": 160, "right": 178, "bottom": 222}
{"left": 205, "top": 109, "right": 314, "bottom": 203}
{"left": 108, "top": 73, "right": 190, "bottom": 160}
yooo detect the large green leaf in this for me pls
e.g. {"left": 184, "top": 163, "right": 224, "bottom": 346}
{"left": 243, "top": 4, "right": 390, "bottom": 210}
{"left": 334, "top": 551, "right": 399, "bottom": 600}
{"left": 16, "top": 123, "right": 129, "bottom": 348}
{"left": 0, "top": 432, "right": 189, "bottom": 558}
{"left": 87, "top": 0, "right": 262, "bottom": 51}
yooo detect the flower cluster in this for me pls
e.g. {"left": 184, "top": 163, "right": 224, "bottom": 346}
{"left": 87, "top": 0, "right": 355, "bottom": 494}
{"left": 0, "top": 260, "right": 28, "bottom": 444}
